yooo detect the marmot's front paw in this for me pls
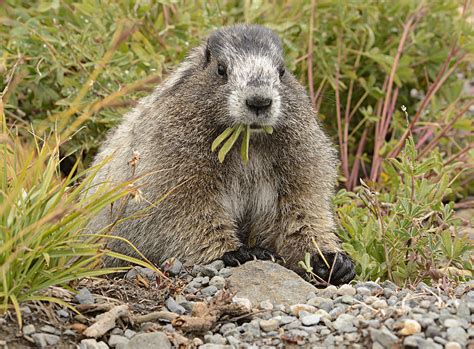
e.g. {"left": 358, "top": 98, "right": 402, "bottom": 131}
{"left": 222, "top": 246, "right": 281, "bottom": 267}
{"left": 312, "top": 252, "right": 355, "bottom": 285}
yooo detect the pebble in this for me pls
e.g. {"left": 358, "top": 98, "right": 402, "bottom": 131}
{"left": 161, "top": 258, "right": 183, "bottom": 276}
{"left": 75, "top": 287, "right": 94, "bottom": 304}
{"left": 337, "top": 284, "right": 356, "bottom": 296}
{"left": 372, "top": 299, "right": 388, "bottom": 309}
{"left": 259, "top": 319, "right": 280, "bottom": 332}
{"left": 289, "top": 304, "right": 316, "bottom": 316}
{"left": 201, "top": 285, "right": 218, "bottom": 297}
{"left": 232, "top": 296, "right": 252, "bottom": 310}
{"left": 124, "top": 329, "right": 136, "bottom": 339}
{"left": 443, "top": 318, "right": 461, "bottom": 328}
{"left": 370, "top": 327, "right": 399, "bottom": 347}
{"left": 209, "top": 276, "right": 226, "bottom": 289}
{"left": 31, "top": 333, "right": 60, "bottom": 347}
{"left": 399, "top": 319, "right": 422, "bottom": 335}
{"left": 259, "top": 300, "right": 273, "bottom": 310}
{"left": 165, "top": 297, "right": 186, "bottom": 315}
{"left": 333, "top": 314, "right": 356, "bottom": 333}
{"left": 23, "top": 324, "right": 36, "bottom": 336}
{"left": 444, "top": 342, "right": 462, "bottom": 349}
{"left": 80, "top": 339, "right": 109, "bottom": 349}
{"left": 204, "top": 333, "right": 227, "bottom": 344}
{"left": 39, "top": 324, "right": 61, "bottom": 335}
{"left": 446, "top": 327, "right": 467, "bottom": 346}
{"left": 301, "top": 314, "right": 320, "bottom": 326}
{"left": 108, "top": 334, "right": 129, "bottom": 347}
{"left": 126, "top": 332, "right": 171, "bottom": 349}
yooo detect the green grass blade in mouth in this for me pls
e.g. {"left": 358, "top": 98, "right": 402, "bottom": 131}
{"left": 241, "top": 124, "right": 251, "bottom": 164}
{"left": 211, "top": 127, "right": 234, "bottom": 152}
{"left": 262, "top": 125, "right": 274, "bottom": 134}
{"left": 218, "top": 124, "right": 244, "bottom": 163}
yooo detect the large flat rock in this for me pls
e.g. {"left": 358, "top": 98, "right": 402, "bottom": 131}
{"left": 227, "top": 260, "right": 316, "bottom": 307}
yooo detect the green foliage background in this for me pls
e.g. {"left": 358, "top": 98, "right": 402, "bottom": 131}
{"left": 1, "top": 0, "right": 473, "bottom": 287}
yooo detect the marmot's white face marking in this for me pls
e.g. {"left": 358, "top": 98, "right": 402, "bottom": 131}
{"left": 228, "top": 54, "right": 282, "bottom": 127}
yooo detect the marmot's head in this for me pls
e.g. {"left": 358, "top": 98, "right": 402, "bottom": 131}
{"left": 202, "top": 24, "right": 286, "bottom": 128}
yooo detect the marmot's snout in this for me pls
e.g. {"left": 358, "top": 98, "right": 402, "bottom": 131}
{"left": 245, "top": 95, "right": 272, "bottom": 116}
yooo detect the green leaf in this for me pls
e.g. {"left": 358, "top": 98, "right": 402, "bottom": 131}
{"left": 262, "top": 126, "right": 273, "bottom": 134}
{"left": 211, "top": 127, "right": 234, "bottom": 152}
{"left": 240, "top": 124, "right": 250, "bottom": 164}
{"left": 218, "top": 125, "right": 243, "bottom": 163}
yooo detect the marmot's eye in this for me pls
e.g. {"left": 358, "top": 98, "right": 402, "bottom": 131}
{"left": 279, "top": 67, "right": 285, "bottom": 78}
{"left": 217, "top": 63, "right": 227, "bottom": 77}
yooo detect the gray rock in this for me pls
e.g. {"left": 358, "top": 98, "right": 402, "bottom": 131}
{"left": 370, "top": 327, "right": 399, "bottom": 347}
{"left": 125, "top": 332, "right": 171, "bottom": 349}
{"left": 161, "top": 258, "right": 183, "bottom": 276}
{"left": 404, "top": 336, "right": 442, "bottom": 349}
{"left": 307, "top": 296, "right": 334, "bottom": 312}
{"left": 301, "top": 314, "right": 320, "bottom": 326}
{"left": 433, "top": 336, "right": 448, "bottom": 345}
{"left": 57, "top": 309, "right": 70, "bottom": 318}
{"left": 372, "top": 299, "right": 388, "bottom": 309}
{"left": 219, "top": 267, "right": 232, "bottom": 278}
{"left": 125, "top": 267, "right": 156, "bottom": 282}
{"left": 204, "top": 333, "right": 227, "bottom": 344}
{"left": 201, "top": 285, "right": 218, "bottom": 297}
{"left": 80, "top": 339, "right": 109, "bottom": 349}
{"left": 31, "top": 333, "right": 60, "bottom": 347}
{"left": 259, "top": 319, "right": 280, "bottom": 332}
{"left": 124, "top": 329, "right": 136, "bottom": 339}
{"left": 207, "top": 260, "right": 225, "bottom": 271}
{"left": 356, "top": 287, "right": 371, "bottom": 297}
{"left": 75, "top": 287, "right": 94, "bottom": 304}
{"left": 355, "top": 282, "right": 383, "bottom": 296}
{"left": 443, "top": 318, "right": 461, "bottom": 328}
{"left": 209, "top": 276, "right": 226, "bottom": 289}
{"left": 333, "top": 314, "right": 356, "bottom": 333}
{"left": 23, "top": 324, "right": 35, "bottom": 336}
{"left": 109, "top": 335, "right": 129, "bottom": 347}
{"left": 195, "top": 265, "right": 219, "bottom": 277}
{"left": 225, "top": 336, "right": 240, "bottom": 347}
{"left": 318, "top": 285, "right": 338, "bottom": 298}
{"left": 219, "top": 323, "right": 236, "bottom": 335}
{"left": 111, "top": 328, "right": 123, "bottom": 335}
{"left": 337, "top": 284, "right": 356, "bottom": 296}
{"left": 165, "top": 297, "right": 186, "bottom": 315}
{"left": 39, "top": 325, "right": 60, "bottom": 335}
{"left": 227, "top": 261, "right": 316, "bottom": 307}
{"left": 198, "top": 344, "right": 233, "bottom": 349}
{"left": 259, "top": 300, "right": 273, "bottom": 310}
{"left": 446, "top": 327, "right": 467, "bottom": 345}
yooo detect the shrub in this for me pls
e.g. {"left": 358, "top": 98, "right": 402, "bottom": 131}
{"left": 1, "top": 1, "right": 472, "bottom": 194}
{"left": 335, "top": 136, "right": 472, "bottom": 285}
{"left": 0, "top": 101, "right": 160, "bottom": 325}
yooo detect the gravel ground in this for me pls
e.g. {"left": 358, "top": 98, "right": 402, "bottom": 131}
{"left": 1, "top": 259, "right": 473, "bottom": 349}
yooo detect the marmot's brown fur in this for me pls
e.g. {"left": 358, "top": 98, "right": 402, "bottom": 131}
{"left": 88, "top": 24, "right": 355, "bottom": 285}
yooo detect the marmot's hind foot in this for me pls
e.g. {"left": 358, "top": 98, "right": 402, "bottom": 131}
{"left": 222, "top": 246, "right": 281, "bottom": 267}
{"left": 312, "top": 252, "right": 355, "bottom": 286}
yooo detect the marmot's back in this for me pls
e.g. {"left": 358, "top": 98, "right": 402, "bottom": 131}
{"left": 88, "top": 24, "right": 355, "bottom": 285}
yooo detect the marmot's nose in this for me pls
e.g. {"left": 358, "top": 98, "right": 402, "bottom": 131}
{"left": 246, "top": 96, "right": 272, "bottom": 115}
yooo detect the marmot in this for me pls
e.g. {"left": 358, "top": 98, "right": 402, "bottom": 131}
{"left": 88, "top": 24, "right": 355, "bottom": 285}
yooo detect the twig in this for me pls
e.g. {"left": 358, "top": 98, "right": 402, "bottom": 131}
{"left": 307, "top": 0, "right": 317, "bottom": 108}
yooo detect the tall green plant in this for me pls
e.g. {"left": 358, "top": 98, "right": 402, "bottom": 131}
{"left": 0, "top": 106, "right": 163, "bottom": 326}
{"left": 335, "top": 137, "right": 472, "bottom": 285}
{"left": 1, "top": 1, "right": 472, "bottom": 189}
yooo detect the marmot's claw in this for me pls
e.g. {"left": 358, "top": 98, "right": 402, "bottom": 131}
{"left": 221, "top": 246, "right": 279, "bottom": 267}
{"left": 311, "top": 252, "right": 355, "bottom": 286}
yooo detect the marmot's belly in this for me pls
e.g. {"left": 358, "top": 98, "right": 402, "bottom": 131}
{"left": 219, "top": 174, "right": 278, "bottom": 235}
